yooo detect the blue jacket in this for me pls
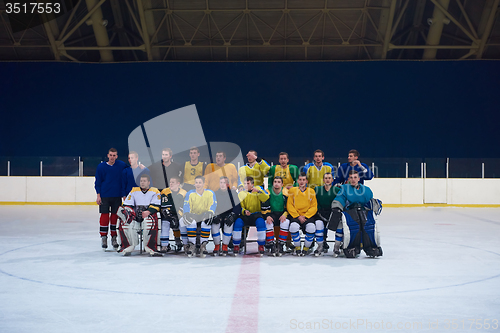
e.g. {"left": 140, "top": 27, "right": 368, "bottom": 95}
{"left": 334, "top": 163, "right": 374, "bottom": 185}
{"left": 94, "top": 160, "right": 127, "bottom": 198}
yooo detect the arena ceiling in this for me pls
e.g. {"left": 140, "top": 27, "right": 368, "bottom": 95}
{"left": 0, "top": 0, "right": 499, "bottom": 62}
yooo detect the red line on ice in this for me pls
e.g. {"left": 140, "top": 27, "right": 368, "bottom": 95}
{"left": 225, "top": 256, "right": 260, "bottom": 333}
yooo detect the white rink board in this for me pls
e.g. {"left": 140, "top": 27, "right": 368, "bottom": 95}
{"left": 0, "top": 177, "right": 500, "bottom": 205}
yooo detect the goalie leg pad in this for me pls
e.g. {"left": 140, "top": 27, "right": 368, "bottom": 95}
{"left": 143, "top": 215, "right": 159, "bottom": 254}
{"left": 361, "top": 211, "right": 383, "bottom": 257}
{"left": 342, "top": 210, "right": 362, "bottom": 255}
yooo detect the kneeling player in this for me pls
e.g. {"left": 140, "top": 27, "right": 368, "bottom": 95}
{"left": 179, "top": 176, "right": 217, "bottom": 258}
{"left": 330, "top": 170, "right": 382, "bottom": 258}
{"left": 232, "top": 177, "right": 270, "bottom": 256}
{"left": 117, "top": 174, "right": 162, "bottom": 256}
{"left": 286, "top": 173, "right": 318, "bottom": 256}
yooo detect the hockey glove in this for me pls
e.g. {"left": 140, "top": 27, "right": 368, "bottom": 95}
{"left": 202, "top": 211, "right": 215, "bottom": 225}
{"left": 183, "top": 212, "right": 195, "bottom": 226}
{"left": 170, "top": 216, "right": 179, "bottom": 229}
{"left": 160, "top": 208, "right": 172, "bottom": 220}
{"left": 224, "top": 212, "right": 237, "bottom": 227}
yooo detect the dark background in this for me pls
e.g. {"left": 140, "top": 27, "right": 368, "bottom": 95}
{"left": 1, "top": 61, "right": 499, "bottom": 167}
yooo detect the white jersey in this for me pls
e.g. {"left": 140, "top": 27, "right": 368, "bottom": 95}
{"left": 124, "top": 187, "right": 161, "bottom": 208}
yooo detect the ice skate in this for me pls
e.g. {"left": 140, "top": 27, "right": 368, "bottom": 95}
{"left": 258, "top": 245, "right": 265, "bottom": 257}
{"left": 213, "top": 244, "right": 220, "bottom": 256}
{"left": 111, "top": 236, "right": 119, "bottom": 250}
{"left": 199, "top": 241, "right": 209, "bottom": 258}
{"left": 101, "top": 236, "right": 107, "bottom": 250}
{"left": 233, "top": 245, "right": 240, "bottom": 257}
{"left": 314, "top": 243, "right": 324, "bottom": 256}
{"left": 222, "top": 244, "right": 228, "bottom": 257}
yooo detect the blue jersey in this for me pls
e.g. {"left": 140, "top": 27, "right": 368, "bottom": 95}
{"left": 334, "top": 163, "right": 373, "bottom": 185}
{"left": 121, "top": 166, "right": 151, "bottom": 197}
{"left": 334, "top": 184, "right": 373, "bottom": 210}
{"left": 95, "top": 160, "right": 127, "bottom": 198}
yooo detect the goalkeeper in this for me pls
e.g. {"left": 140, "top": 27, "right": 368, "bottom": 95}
{"left": 116, "top": 174, "right": 162, "bottom": 257}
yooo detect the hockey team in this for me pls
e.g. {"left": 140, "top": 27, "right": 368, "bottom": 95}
{"left": 95, "top": 147, "right": 382, "bottom": 258}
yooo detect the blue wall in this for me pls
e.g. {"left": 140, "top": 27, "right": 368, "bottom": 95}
{"left": 1, "top": 61, "right": 498, "bottom": 160}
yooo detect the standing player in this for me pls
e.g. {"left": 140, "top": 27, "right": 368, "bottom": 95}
{"left": 149, "top": 148, "right": 183, "bottom": 190}
{"left": 232, "top": 176, "right": 270, "bottom": 256}
{"left": 334, "top": 149, "right": 374, "bottom": 185}
{"left": 263, "top": 176, "right": 290, "bottom": 256}
{"left": 303, "top": 150, "right": 334, "bottom": 189}
{"left": 267, "top": 152, "right": 299, "bottom": 190}
{"left": 180, "top": 176, "right": 217, "bottom": 258}
{"left": 330, "top": 170, "right": 382, "bottom": 258}
{"left": 286, "top": 173, "right": 318, "bottom": 256}
{"left": 238, "top": 150, "right": 270, "bottom": 188}
{"left": 183, "top": 147, "right": 206, "bottom": 192}
{"left": 204, "top": 151, "right": 238, "bottom": 191}
{"left": 212, "top": 176, "right": 240, "bottom": 256}
{"left": 314, "top": 172, "right": 341, "bottom": 255}
{"left": 95, "top": 148, "right": 127, "bottom": 250}
{"left": 122, "top": 151, "right": 149, "bottom": 198}
{"left": 116, "top": 174, "right": 162, "bottom": 256}
{"left": 159, "top": 176, "right": 187, "bottom": 253}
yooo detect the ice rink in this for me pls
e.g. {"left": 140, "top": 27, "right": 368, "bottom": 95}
{"left": 0, "top": 205, "right": 499, "bottom": 333}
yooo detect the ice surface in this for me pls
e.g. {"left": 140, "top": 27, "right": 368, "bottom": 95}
{"left": 0, "top": 206, "right": 499, "bottom": 332}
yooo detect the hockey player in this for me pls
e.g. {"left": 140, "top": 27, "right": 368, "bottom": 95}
{"left": 334, "top": 149, "right": 374, "bottom": 185}
{"left": 159, "top": 176, "right": 187, "bottom": 253}
{"left": 122, "top": 151, "right": 149, "bottom": 198}
{"left": 267, "top": 152, "right": 299, "bottom": 190}
{"left": 286, "top": 172, "right": 318, "bottom": 256}
{"left": 232, "top": 176, "right": 270, "bottom": 256}
{"left": 314, "top": 172, "right": 341, "bottom": 255}
{"left": 204, "top": 151, "right": 238, "bottom": 191}
{"left": 303, "top": 150, "right": 334, "bottom": 189}
{"left": 212, "top": 176, "right": 240, "bottom": 256}
{"left": 263, "top": 176, "right": 290, "bottom": 256}
{"left": 183, "top": 147, "right": 206, "bottom": 192}
{"left": 238, "top": 150, "right": 270, "bottom": 188}
{"left": 149, "top": 148, "right": 183, "bottom": 190}
{"left": 180, "top": 176, "right": 217, "bottom": 258}
{"left": 95, "top": 148, "right": 127, "bottom": 251}
{"left": 116, "top": 174, "right": 162, "bottom": 256}
{"left": 330, "top": 170, "right": 382, "bottom": 258}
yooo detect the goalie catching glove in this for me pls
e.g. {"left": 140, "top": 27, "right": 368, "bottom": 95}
{"left": 117, "top": 206, "right": 135, "bottom": 224}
